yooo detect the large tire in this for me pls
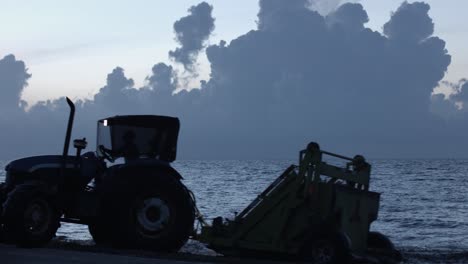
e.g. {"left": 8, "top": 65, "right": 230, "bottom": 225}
{"left": 368, "top": 232, "right": 394, "bottom": 250}
{"left": 2, "top": 184, "right": 60, "bottom": 247}
{"left": 367, "top": 232, "right": 402, "bottom": 262}
{"left": 100, "top": 173, "right": 195, "bottom": 251}
{"left": 301, "top": 232, "right": 352, "bottom": 264}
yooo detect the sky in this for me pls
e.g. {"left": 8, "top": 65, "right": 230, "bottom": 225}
{"left": 1, "top": 0, "right": 467, "bottom": 104}
{"left": 0, "top": 0, "right": 259, "bottom": 103}
{"left": 1, "top": 0, "right": 468, "bottom": 160}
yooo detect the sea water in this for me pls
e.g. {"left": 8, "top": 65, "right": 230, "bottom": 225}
{"left": 1, "top": 159, "right": 467, "bottom": 253}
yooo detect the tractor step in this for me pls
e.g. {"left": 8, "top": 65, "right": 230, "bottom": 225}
{"left": 61, "top": 218, "right": 86, "bottom": 224}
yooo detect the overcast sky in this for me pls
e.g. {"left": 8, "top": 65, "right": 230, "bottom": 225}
{"left": 1, "top": 0, "right": 467, "bottom": 104}
{"left": 1, "top": 0, "right": 468, "bottom": 160}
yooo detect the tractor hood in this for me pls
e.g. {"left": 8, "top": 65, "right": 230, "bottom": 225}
{"left": 5, "top": 155, "right": 78, "bottom": 174}
{"left": 4, "top": 155, "right": 81, "bottom": 190}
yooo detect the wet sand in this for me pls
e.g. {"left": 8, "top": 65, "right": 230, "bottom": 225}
{"left": 1, "top": 240, "right": 468, "bottom": 264}
{"left": 0, "top": 240, "right": 292, "bottom": 264}
{"left": 1, "top": 244, "right": 200, "bottom": 264}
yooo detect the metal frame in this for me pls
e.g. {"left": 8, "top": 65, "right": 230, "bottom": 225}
{"left": 196, "top": 142, "right": 379, "bottom": 257}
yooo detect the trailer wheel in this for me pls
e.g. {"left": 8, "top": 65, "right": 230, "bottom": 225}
{"left": 367, "top": 232, "right": 402, "bottom": 261}
{"left": 367, "top": 232, "right": 394, "bottom": 250}
{"left": 2, "top": 185, "right": 60, "bottom": 247}
{"left": 104, "top": 173, "right": 195, "bottom": 251}
{"left": 302, "top": 232, "right": 351, "bottom": 264}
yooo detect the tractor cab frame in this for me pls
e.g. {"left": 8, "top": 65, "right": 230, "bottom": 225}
{"left": 96, "top": 115, "right": 179, "bottom": 163}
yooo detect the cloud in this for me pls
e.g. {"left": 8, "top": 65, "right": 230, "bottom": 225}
{"left": 0, "top": 1, "right": 467, "bottom": 159}
{"left": 432, "top": 79, "right": 468, "bottom": 117}
{"left": 430, "top": 93, "right": 459, "bottom": 119}
{"left": 383, "top": 1, "right": 434, "bottom": 43}
{"left": 0, "top": 54, "right": 31, "bottom": 114}
{"left": 197, "top": 0, "right": 454, "bottom": 157}
{"left": 326, "top": 3, "right": 368, "bottom": 32}
{"left": 169, "top": 2, "right": 215, "bottom": 72}
{"left": 147, "top": 63, "right": 178, "bottom": 95}
{"left": 92, "top": 67, "right": 136, "bottom": 109}
{"left": 257, "top": 0, "right": 326, "bottom": 34}
{"left": 450, "top": 80, "right": 468, "bottom": 103}
{"left": 309, "top": 0, "right": 359, "bottom": 16}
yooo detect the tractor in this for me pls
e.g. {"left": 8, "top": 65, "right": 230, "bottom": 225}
{"left": 0, "top": 98, "right": 195, "bottom": 251}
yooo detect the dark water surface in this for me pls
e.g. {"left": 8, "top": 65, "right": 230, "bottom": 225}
{"left": 1, "top": 159, "right": 467, "bottom": 256}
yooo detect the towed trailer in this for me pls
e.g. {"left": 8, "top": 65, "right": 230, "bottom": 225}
{"left": 194, "top": 142, "right": 402, "bottom": 263}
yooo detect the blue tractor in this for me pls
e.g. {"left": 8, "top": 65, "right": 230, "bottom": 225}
{"left": 0, "top": 98, "right": 195, "bottom": 251}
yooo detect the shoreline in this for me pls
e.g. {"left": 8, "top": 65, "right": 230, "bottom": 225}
{"left": 1, "top": 239, "right": 468, "bottom": 264}
{"left": 1, "top": 239, "right": 294, "bottom": 264}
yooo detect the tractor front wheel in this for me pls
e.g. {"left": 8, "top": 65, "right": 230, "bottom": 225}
{"left": 2, "top": 185, "right": 60, "bottom": 247}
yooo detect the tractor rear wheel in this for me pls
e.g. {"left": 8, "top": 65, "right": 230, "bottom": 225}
{"left": 102, "top": 173, "right": 195, "bottom": 251}
{"left": 2, "top": 184, "right": 60, "bottom": 247}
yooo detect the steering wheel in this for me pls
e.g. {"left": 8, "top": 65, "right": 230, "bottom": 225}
{"left": 98, "top": 145, "right": 115, "bottom": 162}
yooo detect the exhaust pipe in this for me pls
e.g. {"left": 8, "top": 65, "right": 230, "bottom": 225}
{"left": 63, "top": 97, "right": 75, "bottom": 158}
{"left": 58, "top": 97, "right": 75, "bottom": 200}
{"left": 61, "top": 97, "right": 75, "bottom": 178}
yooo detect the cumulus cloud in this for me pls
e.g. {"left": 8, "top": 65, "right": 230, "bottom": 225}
{"left": 383, "top": 1, "right": 434, "bottom": 43}
{"left": 147, "top": 63, "right": 178, "bottom": 94}
{"left": 257, "top": 0, "right": 329, "bottom": 36}
{"left": 199, "top": 0, "right": 454, "bottom": 157}
{"left": 432, "top": 79, "right": 468, "bottom": 118}
{"left": 0, "top": 54, "right": 31, "bottom": 114}
{"left": 309, "top": 0, "right": 358, "bottom": 16}
{"left": 326, "top": 3, "right": 369, "bottom": 32}
{"left": 450, "top": 80, "right": 468, "bottom": 103}
{"left": 0, "top": 1, "right": 467, "bottom": 159}
{"left": 169, "top": 2, "right": 215, "bottom": 72}
{"left": 92, "top": 67, "right": 136, "bottom": 110}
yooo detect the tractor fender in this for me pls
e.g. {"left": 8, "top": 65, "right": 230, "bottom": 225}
{"left": 131, "top": 163, "right": 183, "bottom": 180}
{"left": 4, "top": 181, "right": 56, "bottom": 197}
{"left": 2, "top": 182, "right": 60, "bottom": 216}
{"left": 99, "top": 162, "right": 186, "bottom": 204}
{"left": 109, "top": 160, "right": 183, "bottom": 180}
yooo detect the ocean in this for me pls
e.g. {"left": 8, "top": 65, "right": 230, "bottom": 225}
{"left": 1, "top": 159, "right": 467, "bottom": 259}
